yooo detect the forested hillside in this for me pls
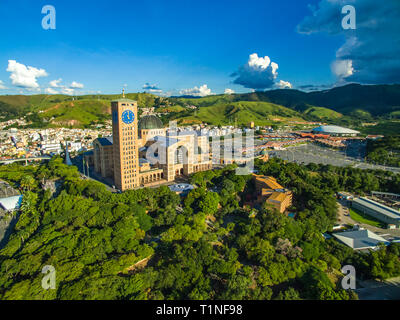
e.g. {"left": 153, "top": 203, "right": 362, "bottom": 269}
{"left": 0, "top": 157, "right": 399, "bottom": 299}
{"left": 1, "top": 84, "right": 400, "bottom": 128}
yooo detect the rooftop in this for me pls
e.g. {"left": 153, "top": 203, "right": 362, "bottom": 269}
{"left": 353, "top": 197, "right": 400, "bottom": 220}
{"left": 0, "top": 195, "right": 23, "bottom": 211}
{"left": 333, "top": 229, "right": 390, "bottom": 250}
{"left": 312, "top": 125, "right": 360, "bottom": 134}
{"left": 169, "top": 183, "right": 195, "bottom": 193}
{"left": 253, "top": 174, "right": 283, "bottom": 190}
{"left": 111, "top": 98, "right": 137, "bottom": 103}
{"left": 138, "top": 115, "right": 164, "bottom": 131}
{"left": 268, "top": 192, "right": 287, "bottom": 203}
{"left": 97, "top": 136, "right": 113, "bottom": 146}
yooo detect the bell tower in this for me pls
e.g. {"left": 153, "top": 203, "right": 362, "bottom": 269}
{"left": 112, "top": 90, "right": 139, "bottom": 191}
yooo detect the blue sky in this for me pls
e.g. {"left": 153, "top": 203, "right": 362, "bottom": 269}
{"left": 0, "top": 0, "right": 398, "bottom": 96}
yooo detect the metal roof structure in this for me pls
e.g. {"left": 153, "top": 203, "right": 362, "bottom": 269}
{"left": 111, "top": 98, "right": 136, "bottom": 103}
{"left": 0, "top": 195, "right": 23, "bottom": 211}
{"left": 168, "top": 183, "right": 195, "bottom": 193}
{"left": 333, "top": 229, "right": 390, "bottom": 250}
{"left": 97, "top": 136, "right": 113, "bottom": 146}
{"left": 138, "top": 115, "right": 164, "bottom": 131}
{"left": 353, "top": 197, "right": 400, "bottom": 220}
{"left": 312, "top": 125, "right": 360, "bottom": 135}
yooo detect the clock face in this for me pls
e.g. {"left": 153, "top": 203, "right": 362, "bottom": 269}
{"left": 122, "top": 110, "right": 135, "bottom": 124}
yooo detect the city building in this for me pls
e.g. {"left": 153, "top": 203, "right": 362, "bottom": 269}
{"left": 92, "top": 93, "right": 212, "bottom": 191}
{"left": 0, "top": 181, "right": 22, "bottom": 212}
{"left": 252, "top": 174, "right": 292, "bottom": 213}
{"left": 332, "top": 228, "right": 390, "bottom": 250}
{"left": 311, "top": 125, "right": 360, "bottom": 137}
{"left": 351, "top": 197, "right": 400, "bottom": 228}
{"left": 111, "top": 95, "right": 140, "bottom": 190}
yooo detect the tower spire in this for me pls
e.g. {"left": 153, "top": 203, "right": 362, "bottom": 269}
{"left": 122, "top": 88, "right": 125, "bottom": 98}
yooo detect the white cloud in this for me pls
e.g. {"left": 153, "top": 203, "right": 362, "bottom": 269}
{"left": 232, "top": 53, "right": 280, "bottom": 89}
{"left": 0, "top": 80, "right": 7, "bottom": 90}
{"left": 45, "top": 87, "right": 59, "bottom": 94}
{"left": 70, "top": 81, "right": 84, "bottom": 89}
{"left": 47, "top": 79, "right": 84, "bottom": 94}
{"left": 276, "top": 80, "right": 293, "bottom": 89}
{"left": 224, "top": 88, "right": 235, "bottom": 94}
{"left": 61, "top": 88, "right": 75, "bottom": 95}
{"left": 6, "top": 60, "right": 48, "bottom": 89}
{"left": 49, "top": 78, "right": 62, "bottom": 88}
{"left": 179, "top": 84, "right": 213, "bottom": 97}
{"left": 248, "top": 54, "right": 271, "bottom": 69}
{"left": 143, "top": 83, "right": 163, "bottom": 94}
{"left": 331, "top": 59, "right": 354, "bottom": 79}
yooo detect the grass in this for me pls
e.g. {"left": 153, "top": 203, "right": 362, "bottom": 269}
{"left": 176, "top": 101, "right": 305, "bottom": 126}
{"left": 349, "top": 208, "right": 385, "bottom": 228}
{"left": 358, "top": 121, "right": 400, "bottom": 136}
{"left": 303, "top": 106, "right": 343, "bottom": 119}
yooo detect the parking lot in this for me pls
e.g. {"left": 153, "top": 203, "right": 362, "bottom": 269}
{"left": 269, "top": 142, "right": 400, "bottom": 174}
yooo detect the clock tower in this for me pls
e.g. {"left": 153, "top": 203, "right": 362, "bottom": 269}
{"left": 111, "top": 91, "right": 139, "bottom": 191}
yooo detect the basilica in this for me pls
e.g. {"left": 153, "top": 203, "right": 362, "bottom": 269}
{"left": 92, "top": 95, "right": 212, "bottom": 191}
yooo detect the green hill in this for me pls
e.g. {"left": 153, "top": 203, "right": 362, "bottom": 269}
{"left": 234, "top": 84, "right": 400, "bottom": 117}
{"left": 0, "top": 93, "right": 162, "bottom": 127}
{"left": 175, "top": 101, "right": 305, "bottom": 126}
{"left": 303, "top": 106, "right": 343, "bottom": 120}
{"left": 175, "top": 84, "right": 400, "bottom": 117}
{"left": 1, "top": 83, "right": 400, "bottom": 128}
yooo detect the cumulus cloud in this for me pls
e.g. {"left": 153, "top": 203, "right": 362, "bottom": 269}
{"left": 45, "top": 87, "right": 59, "bottom": 94}
{"left": 224, "top": 88, "right": 235, "bottom": 94}
{"left": 47, "top": 79, "right": 84, "bottom": 94}
{"left": 143, "top": 82, "right": 162, "bottom": 94}
{"left": 0, "top": 80, "right": 7, "bottom": 90}
{"left": 6, "top": 60, "right": 48, "bottom": 89}
{"left": 331, "top": 59, "right": 354, "bottom": 79}
{"left": 179, "top": 84, "right": 213, "bottom": 97}
{"left": 297, "top": 0, "right": 400, "bottom": 84}
{"left": 70, "top": 81, "right": 84, "bottom": 89}
{"left": 49, "top": 78, "right": 62, "bottom": 88}
{"left": 61, "top": 88, "right": 75, "bottom": 95}
{"left": 231, "top": 53, "right": 281, "bottom": 90}
{"left": 275, "top": 80, "right": 293, "bottom": 89}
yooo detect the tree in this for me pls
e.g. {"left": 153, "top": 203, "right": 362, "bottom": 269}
{"left": 20, "top": 175, "right": 35, "bottom": 191}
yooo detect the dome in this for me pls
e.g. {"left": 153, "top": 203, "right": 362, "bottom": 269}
{"left": 311, "top": 125, "right": 359, "bottom": 135}
{"left": 138, "top": 115, "right": 163, "bottom": 130}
